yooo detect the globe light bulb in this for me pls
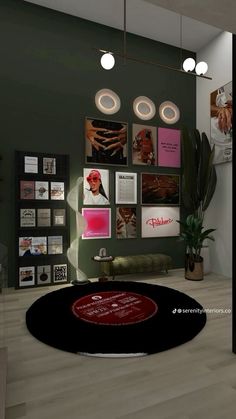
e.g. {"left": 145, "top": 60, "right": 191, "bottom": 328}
{"left": 183, "top": 57, "right": 196, "bottom": 72}
{"left": 100, "top": 53, "right": 115, "bottom": 70}
{"left": 195, "top": 61, "right": 208, "bottom": 76}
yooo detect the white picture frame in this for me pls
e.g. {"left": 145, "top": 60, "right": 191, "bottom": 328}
{"left": 82, "top": 208, "right": 111, "bottom": 239}
{"left": 115, "top": 172, "right": 137, "bottom": 204}
{"left": 83, "top": 168, "right": 110, "bottom": 205}
{"left": 141, "top": 206, "right": 180, "bottom": 238}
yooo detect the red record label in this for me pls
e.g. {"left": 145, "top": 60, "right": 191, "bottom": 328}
{"left": 71, "top": 291, "right": 158, "bottom": 325}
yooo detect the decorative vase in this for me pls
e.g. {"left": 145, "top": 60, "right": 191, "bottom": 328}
{"left": 185, "top": 254, "right": 204, "bottom": 281}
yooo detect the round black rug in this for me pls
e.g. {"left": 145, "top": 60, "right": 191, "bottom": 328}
{"left": 26, "top": 281, "right": 207, "bottom": 356}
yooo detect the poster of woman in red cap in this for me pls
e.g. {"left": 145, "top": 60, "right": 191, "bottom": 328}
{"left": 83, "top": 168, "right": 110, "bottom": 205}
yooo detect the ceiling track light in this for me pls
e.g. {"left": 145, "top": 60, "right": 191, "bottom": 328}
{"left": 183, "top": 57, "right": 196, "bottom": 72}
{"left": 180, "top": 15, "right": 209, "bottom": 77}
{"left": 96, "top": 48, "right": 212, "bottom": 79}
{"left": 98, "top": 2, "right": 211, "bottom": 80}
{"left": 100, "top": 52, "right": 115, "bottom": 70}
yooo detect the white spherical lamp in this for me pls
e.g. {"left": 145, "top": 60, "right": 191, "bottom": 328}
{"left": 195, "top": 61, "right": 208, "bottom": 76}
{"left": 183, "top": 58, "right": 196, "bottom": 72}
{"left": 100, "top": 53, "right": 115, "bottom": 70}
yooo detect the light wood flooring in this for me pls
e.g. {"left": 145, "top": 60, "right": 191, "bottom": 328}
{"left": 0, "top": 269, "right": 235, "bottom": 419}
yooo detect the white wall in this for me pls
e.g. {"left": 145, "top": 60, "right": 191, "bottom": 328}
{"left": 196, "top": 31, "right": 232, "bottom": 278}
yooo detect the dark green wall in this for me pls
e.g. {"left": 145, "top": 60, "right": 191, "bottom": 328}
{"left": 0, "top": 0, "right": 196, "bottom": 285}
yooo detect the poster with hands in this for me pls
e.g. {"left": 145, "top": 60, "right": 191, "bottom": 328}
{"left": 85, "top": 117, "right": 128, "bottom": 166}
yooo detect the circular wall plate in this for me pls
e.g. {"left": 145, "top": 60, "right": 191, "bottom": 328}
{"left": 133, "top": 96, "right": 156, "bottom": 120}
{"left": 95, "top": 88, "right": 120, "bottom": 115}
{"left": 159, "top": 101, "right": 180, "bottom": 124}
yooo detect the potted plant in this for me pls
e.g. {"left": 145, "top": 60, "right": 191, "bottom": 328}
{"left": 177, "top": 214, "right": 216, "bottom": 280}
{"left": 179, "top": 128, "right": 217, "bottom": 279}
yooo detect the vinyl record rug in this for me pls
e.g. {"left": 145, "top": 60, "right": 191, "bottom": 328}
{"left": 26, "top": 281, "right": 207, "bottom": 357}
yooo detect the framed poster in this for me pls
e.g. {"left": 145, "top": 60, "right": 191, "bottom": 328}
{"left": 158, "top": 127, "right": 181, "bottom": 168}
{"left": 115, "top": 172, "right": 137, "bottom": 204}
{"left": 43, "top": 157, "right": 56, "bottom": 175}
{"left": 85, "top": 117, "right": 128, "bottom": 166}
{"left": 37, "top": 208, "right": 51, "bottom": 227}
{"left": 35, "top": 181, "right": 49, "bottom": 200}
{"left": 141, "top": 207, "right": 180, "bottom": 238}
{"left": 116, "top": 207, "right": 137, "bottom": 239}
{"left": 82, "top": 208, "right": 111, "bottom": 239}
{"left": 210, "top": 81, "right": 232, "bottom": 164}
{"left": 24, "top": 156, "right": 38, "bottom": 173}
{"left": 141, "top": 173, "right": 180, "bottom": 205}
{"left": 20, "top": 180, "right": 35, "bottom": 200}
{"left": 37, "top": 265, "right": 51, "bottom": 285}
{"left": 48, "top": 236, "right": 63, "bottom": 254}
{"left": 20, "top": 209, "right": 36, "bottom": 227}
{"left": 19, "top": 266, "right": 35, "bottom": 287}
{"left": 132, "top": 124, "right": 157, "bottom": 166}
{"left": 50, "top": 182, "right": 65, "bottom": 200}
{"left": 19, "top": 236, "right": 47, "bottom": 256}
{"left": 53, "top": 264, "right": 68, "bottom": 283}
{"left": 83, "top": 168, "right": 110, "bottom": 205}
{"left": 53, "top": 209, "right": 66, "bottom": 226}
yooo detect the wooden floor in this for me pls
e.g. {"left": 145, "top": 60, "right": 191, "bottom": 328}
{"left": 1, "top": 269, "right": 235, "bottom": 419}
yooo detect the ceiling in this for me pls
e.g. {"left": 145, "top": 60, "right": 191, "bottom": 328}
{"left": 23, "top": 0, "right": 232, "bottom": 52}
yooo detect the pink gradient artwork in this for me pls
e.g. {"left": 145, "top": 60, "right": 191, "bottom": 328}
{"left": 82, "top": 208, "right": 111, "bottom": 239}
{"left": 158, "top": 128, "right": 181, "bottom": 168}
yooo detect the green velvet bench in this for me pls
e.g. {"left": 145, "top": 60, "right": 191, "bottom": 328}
{"left": 101, "top": 253, "right": 172, "bottom": 280}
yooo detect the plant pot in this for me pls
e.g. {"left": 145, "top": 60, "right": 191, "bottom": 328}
{"left": 185, "top": 254, "right": 204, "bottom": 281}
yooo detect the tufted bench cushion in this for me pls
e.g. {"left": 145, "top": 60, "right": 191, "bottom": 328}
{"left": 101, "top": 253, "right": 172, "bottom": 279}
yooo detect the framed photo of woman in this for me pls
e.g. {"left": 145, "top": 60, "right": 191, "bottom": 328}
{"left": 83, "top": 168, "right": 110, "bottom": 205}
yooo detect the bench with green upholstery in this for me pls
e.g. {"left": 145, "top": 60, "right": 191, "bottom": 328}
{"left": 101, "top": 253, "right": 172, "bottom": 280}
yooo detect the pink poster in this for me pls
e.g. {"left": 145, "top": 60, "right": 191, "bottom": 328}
{"left": 82, "top": 208, "right": 111, "bottom": 239}
{"left": 158, "top": 128, "right": 181, "bottom": 168}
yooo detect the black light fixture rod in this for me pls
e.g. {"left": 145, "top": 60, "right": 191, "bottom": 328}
{"left": 123, "top": 0, "right": 127, "bottom": 63}
{"left": 180, "top": 14, "right": 183, "bottom": 70}
{"left": 95, "top": 48, "right": 212, "bottom": 80}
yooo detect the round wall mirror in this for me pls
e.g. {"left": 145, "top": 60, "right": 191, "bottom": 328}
{"left": 133, "top": 96, "right": 156, "bottom": 120}
{"left": 95, "top": 89, "right": 120, "bottom": 115}
{"left": 159, "top": 101, "right": 180, "bottom": 124}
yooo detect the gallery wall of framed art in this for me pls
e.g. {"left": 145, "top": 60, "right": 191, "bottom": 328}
{"left": 81, "top": 118, "right": 181, "bottom": 248}
{"left": 15, "top": 151, "right": 70, "bottom": 289}
{"left": 1, "top": 2, "right": 197, "bottom": 285}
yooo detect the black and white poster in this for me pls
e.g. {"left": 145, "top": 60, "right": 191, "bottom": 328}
{"left": 53, "top": 264, "right": 67, "bottom": 283}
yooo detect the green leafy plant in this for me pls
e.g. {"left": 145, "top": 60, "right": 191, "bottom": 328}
{"left": 177, "top": 215, "right": 216, "bottom": 262}
{"left": 181, "top": 128, "right": 217, "bottom": 222}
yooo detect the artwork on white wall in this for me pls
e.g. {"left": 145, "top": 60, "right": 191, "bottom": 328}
{"left": 210, "top": 81, "right": 232, "bottom": 164}
{"left": 141, "top": 206, "right": 180, "bottom": 238}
